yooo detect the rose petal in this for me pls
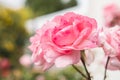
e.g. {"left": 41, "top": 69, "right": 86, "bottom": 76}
{"left": 55, "top": 50, "right": 80, "bottom": 67}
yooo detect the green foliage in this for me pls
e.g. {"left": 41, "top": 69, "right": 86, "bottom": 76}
{"left": 0, "top": 6, "right": 31, "bottom": 68}
{"left": 26, "top": 0, "right": 77, "bottom": 17}
{"left": 40, "top": 66, "right": 85, "bottom": 80}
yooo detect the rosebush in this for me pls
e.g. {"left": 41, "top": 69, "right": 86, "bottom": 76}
{"left": 29, "top": 12, "right": 120, "bottom": 80}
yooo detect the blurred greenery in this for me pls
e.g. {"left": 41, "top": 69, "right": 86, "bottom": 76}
{"left": 0, "top": 6, "right": 31, "bottom": 68}
{"left": 44, "top": 66, "right": 85, "bottom": 80}
{"left": 25, "top": 0, "right": 77, "bottom": 17}
{"left": 0, "top": 0, "right": 85, "bottom": 80}
{"left": 0, "top": 65, "right": 85, "bottom": 80}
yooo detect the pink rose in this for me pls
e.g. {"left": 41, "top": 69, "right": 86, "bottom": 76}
{"left": 29, "top": 12, "right": 98, "bottom": 70}
{"left": 103, "top": 4, "right": 120, "bottom": 27}
{"left": 99, "top": 26, "right": 120, "bottom": 58}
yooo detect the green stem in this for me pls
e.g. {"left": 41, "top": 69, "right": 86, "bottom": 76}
{"left": 103, "top": 56, "right": 110, "bottom": 80}
{"left": 81, "top": 50, "right": 91, "bottom": 80}
{"left": 72, "top": 65, "right": 88, "bottom": 79}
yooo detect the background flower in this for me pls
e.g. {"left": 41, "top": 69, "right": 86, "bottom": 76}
{"left": 19, "top": 54, "right": 33, "bottom": 68}
{"left": 0, "top": 58, "right": 11, "bottom": 77}
{"left": 99, "top": 26, "right": 120, "bottom": 58}
{"left": 103, "top": 4, "right": 120, "bottom": 27}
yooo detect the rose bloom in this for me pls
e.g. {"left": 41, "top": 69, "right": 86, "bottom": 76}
{"left": 29, "top": 12, "right": 98, "bottom": 70}
{"left": 99, "top": 26, "right": 120, "bottom": 60}
{"left": 103, "top": 4, "right": 120, "bottom": 27}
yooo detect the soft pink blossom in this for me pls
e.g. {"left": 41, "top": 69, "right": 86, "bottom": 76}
{"left": 103, "top": 4, "right": 120, "bottom": 27}
{"left": 99, "top": 26, "right": 120, "bottom": 58}
{"left": 29, "top": 12, "right": 98, "bottom": 70}
{"left": 19, "top": 54, "right": 32, "bottom": 67}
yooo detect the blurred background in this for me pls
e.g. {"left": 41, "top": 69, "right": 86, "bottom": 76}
{"left": 0, "top": 0, "right": 86, "bottom": 80}
{"left": 0, "top": 0, "right": 120, "bottom": 80}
